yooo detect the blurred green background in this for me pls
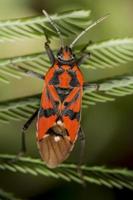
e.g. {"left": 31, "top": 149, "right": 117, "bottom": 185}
{"left": 0, "top": 0, "right": 133, "bottom": 199}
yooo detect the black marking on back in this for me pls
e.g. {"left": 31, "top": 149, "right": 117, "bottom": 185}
{"left": 39, "top": 107, "right": 57, "bottom": 118}
{"left": 45, "top": 87, "right": 59, "bottom": 111}
{"left": 67, "top": 70, "right": 80, "bottom": 87}
{"left": 64, "top": 90, "right": 80, "bottom": 108}
{"left": 49, "top": 68, "right": 64, "bottom": 85}
{"left": 55, "top": 87, "right": 73, "bottom": 102}
{"left": 46, "top": 87, "right": 50, "bottom": 100}
{"left": 57, "top": 59, "right": 75, "bottom": 66}
{"left": 47, "top": 127, "right": 68, "bottom": 137}
{"left": 63, "top": 109, "right": 80, "bottom": 121}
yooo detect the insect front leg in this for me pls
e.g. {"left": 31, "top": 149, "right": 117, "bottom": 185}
{"left": 77, "top": 52, "right": 90, "bottom": 66}
{"left": 18, "top": 108, "right": 39, "bottom": 157}
{"left": 44, "top": 33, "right": 55, "bottom": 65}
{"left": 77, "top": 41, "right": 93, "bottom": 66}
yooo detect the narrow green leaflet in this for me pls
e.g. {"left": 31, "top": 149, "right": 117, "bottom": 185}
{"left": 0, "top": 9, "right": 91, "bottom": 83}
{"left": 0, "top": 95, "right": 40, "bottom": 123}
{"left": 0, "top": 10, "right": 91, "bottom": 42}
{"left": 0, "top": 154, "right": 133, "bottom": 190}
{"left": 0, "top": 189, "right": 21, "bottom": 200}
{"left": 0, "top": 38, "right": 133, "bottom": 84}
{"left": 85, "top": 38, "right": 133, "bottom": 69}
{"left": 83, "top": 74, "right": 133, "bottom": 106}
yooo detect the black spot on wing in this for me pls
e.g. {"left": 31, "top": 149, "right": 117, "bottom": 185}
{"left": 67, "top": 70, "right": 80, "bottom": 87}
{"left": 55, "top": 87, "right": 73, "bottom": 102}
{"left": 63, "top": 109, "right": 80, "bottom": 121}
{"left": 64, "top": 90, "right": 80, "bottom": 108}
{"left": 39, "top": 107, "right": 57, "bottom": 118}
{"left": 49, "top": 68, "right": 64, "bottom": 85}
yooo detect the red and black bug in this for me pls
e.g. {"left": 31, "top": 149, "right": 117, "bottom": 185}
{"left": 17, "top": 10, "right": 109, "bottom": 169}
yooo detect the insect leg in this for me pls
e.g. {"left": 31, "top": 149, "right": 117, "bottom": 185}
{"left": 83, "top": 82, "right": 99, "bottom": 91}
{"left": 81, "top": 40, "right": 94, "bottom": 52}
{"left": 44, "top": 32, "right": 55, "bottom": 65}
{"left": 19, "top": 108, "right": 39, "bottom": 156}
{"left": 77, "top": 41, "right": 93, "bottom": 66}
{"left": 77, "top": 53, "right": 90, "bottom": 66}
{"left": 13, "top": 64, "right": 44, "bottom": 80}
{"left": 78, "top": 127, "right": 86, "bottom": 186}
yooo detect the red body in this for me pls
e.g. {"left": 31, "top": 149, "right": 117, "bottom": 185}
{"left": 36, "top": 47, "right": 84, "bottom": 168}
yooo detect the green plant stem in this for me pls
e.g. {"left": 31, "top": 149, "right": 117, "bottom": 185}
{"left": 0, "top": 154, "right": 133, "bottom": 190}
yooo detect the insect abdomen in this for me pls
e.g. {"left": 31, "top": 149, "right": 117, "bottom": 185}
{"left": 37, "top": 124, "right": 74, "bottom": 168}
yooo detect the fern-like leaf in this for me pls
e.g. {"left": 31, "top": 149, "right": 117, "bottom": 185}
{"left": 0, "top": 95, "right": 40, "bottom": 123}
{"left": 0, "top": 38, "right": 133, "bottom": 84}
{"left": 0, "top": 188, "right": 21, "bottom": 200}
{"left": 83, "top": 74, "right": 133, "bottom": 106}
{"left": 85, "top": 38, "right": 133, "bottom": 69}
{"left": 0, "top": 154, "right": 133, "bottom": 190}
{"left": 0, "top": 74, "right": 133, "bottom": 122}
{"left": 0, "top": 10, "right": 91, "bottom": 42}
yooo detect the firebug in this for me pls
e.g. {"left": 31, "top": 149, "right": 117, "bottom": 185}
{"left": 16, "top": 10, "right": 109, "bottom": 174}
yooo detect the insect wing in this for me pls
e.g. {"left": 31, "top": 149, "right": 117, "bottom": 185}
{"left": 63, "top": 87, "right": 83, "bottom": 142}
{"left": 36, "top": 85, "right": 57, "bottom": 140}
{"left": 37, "top": 133, "right": 74, "bottom": 168}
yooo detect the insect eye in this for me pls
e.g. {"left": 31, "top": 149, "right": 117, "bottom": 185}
{"left": 57, "top": 54, "right": 63, "bottom": 59}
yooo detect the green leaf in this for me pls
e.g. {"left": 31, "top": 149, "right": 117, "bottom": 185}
{"left": 83, "top": 74, "right": 133, "bottom": 106}
{"left": 0, "top": 38, "right": 133, "bottom": 84}
{"left": 0, "top": 188, "right": 21, "bottom": 200}
{"left": 0, "top": 74, "right": 132, "bottom": 122}
{"left": 0, "top": 10, "right": 91, "bottom": 42}
{"left": 0, "top": 95, "right": 40, "bottom": 123}
{"left": 0, "top": 154, "right": 133, "bottom": 190}
{"left": 85, "top": 38, "right": 133, "bottom": 69}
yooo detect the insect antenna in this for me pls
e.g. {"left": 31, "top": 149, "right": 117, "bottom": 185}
{"left": 70, "top": 13, "right": 110, "bottom": 48}
{"left": 42, "top": 10, "right": 64, "bottom": 47}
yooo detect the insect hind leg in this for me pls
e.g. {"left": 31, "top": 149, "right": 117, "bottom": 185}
{"left": 77, "top": 127, "right": 86, "bottom": 186}
{"left": 14, "top": 108, "right": 39, "bottom": 161}
{"left": 20, "top": 108, "right": 39, "bottom": 155}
